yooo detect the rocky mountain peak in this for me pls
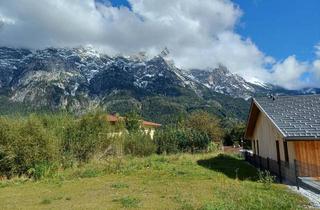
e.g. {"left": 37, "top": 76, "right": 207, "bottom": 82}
{"left": 0, "top": 46, "right": 319, "bottom": 113}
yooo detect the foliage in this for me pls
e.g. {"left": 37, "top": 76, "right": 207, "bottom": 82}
{"left": 0, "top": 111, "right": 119, "bottom": 178}
{"left": 0, "top": 115, "right": 59, "bottom": 178}
{"left": 184, "top": 111, "right": 224, "bottom": 144}
{"left": 62, "top": 111, "right": 115, "bottom": 162}
{"left": 0, "top": 110, "right": 232, "bottom": 180}
{"left": 223, "top": 123, "right": 246, "bottom": 146}
{"left": 28, "top": 162, "right": 59, "bottom": 181}
{"left": 123, "top": 131, "right": 156, "bottom": 156}
{"left": 154, "top": 126, "right": 211, "bottom": 154}
{"left": 206, "top": 141, "right": 219, "bottom": 153}
{"left": 257, "top": 170, "right": 275, "bottom": 189}
{"left": 124, "top": 111, "right": 142, "bottom": 132}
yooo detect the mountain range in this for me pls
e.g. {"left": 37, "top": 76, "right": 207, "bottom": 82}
{"left": 0, "top": 47, "right": 318, "bottom": 124}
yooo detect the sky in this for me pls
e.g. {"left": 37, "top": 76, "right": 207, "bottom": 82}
{"left": 0, "top": 0, "right": 319, "bottom": 89}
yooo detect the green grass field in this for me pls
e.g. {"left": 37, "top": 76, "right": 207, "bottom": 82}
{"left": 0, "top": 153, "right": 309, "bottom": 210}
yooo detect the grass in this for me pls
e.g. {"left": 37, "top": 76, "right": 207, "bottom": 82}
{"left": 0, "top": 153, "right": 309, "bottom": 209}
{"left": 113, "top": 196, "right": 141, "bottom": 208}
{"left": 111, "top": 183, "right": 129, "bottom": 189}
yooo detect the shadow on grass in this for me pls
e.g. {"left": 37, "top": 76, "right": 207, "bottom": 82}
{"left": 197, "top": 154, "right": 258, "bottom": 181}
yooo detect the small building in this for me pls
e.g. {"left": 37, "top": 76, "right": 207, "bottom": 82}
{"left": 106, "top": 114, "right": 161, "bottom": 139}
{"left": 245, "top": 95, "right": 320, "bottom": 182}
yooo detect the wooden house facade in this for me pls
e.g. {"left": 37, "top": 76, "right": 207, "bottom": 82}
{"left": 245, "top": 95, "right": 320, "bottom": 177}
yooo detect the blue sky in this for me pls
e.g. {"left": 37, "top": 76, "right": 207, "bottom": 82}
{"left": 110, "top": 0, "right": 131, "bottom": 8}
{"left": 233, "top": 0, "right": 320, "bottom": 61}
{"left": 109, "top": 0, "right": 320, "bottom": 62}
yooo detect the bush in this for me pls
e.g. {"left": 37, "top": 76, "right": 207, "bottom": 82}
{"left": 154, "top": 126, "right": 211, "bottom": 154}
{"left": 154, "top": 127, "right": 181, "bottom": 154}
{"left": 257, "top": 170, "right": 275, "bottom": 189}
{"left": 206, "top": 141, "right": 219, "bottom": 153}
{"left": 223, "top": 123, "right": 251, "bottom": 149}
{"left": 62, "top": 111, "right": 114, "bottom": 162}
{"left": 28, "top": 162, "right": 58, "bottom": 180}
{"left": 0, "top": 115, "right": 59, "bottom": 178}
{"left": 0, "top": 110, "right": 223, "bottom": 180}
{"left": 185, "top": 111, "right": 223, "bottom": 144}
{"left": 123, "top": 131, "right": 156, "bottom": 156}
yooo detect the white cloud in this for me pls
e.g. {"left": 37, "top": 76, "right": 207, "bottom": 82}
{"left": 0, "top": 0, "right": 319, "bottom": 89}
{"left": 269, "top": 56, "right": 309, "bottom": 89}
{"left": 313, "top": 60, "right": 320, "bottom": 77}
{"left": 312, "top": 43, "right": 320, "bottom": 80}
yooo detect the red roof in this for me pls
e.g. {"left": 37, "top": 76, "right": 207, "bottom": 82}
{"left": 142, "top": 120, "right": 161, "bottom": 127}
{"left": 106, "top": 114, "right": 122, "bottom": 122}
{"left": 106, "top": 114, "right": 161, "bottom": 128}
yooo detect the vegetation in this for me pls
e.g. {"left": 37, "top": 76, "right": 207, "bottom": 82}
{"left": 184, "top": 111, "right": 223, "bottom": 144}
{"left": 0, "top": 110, "right": 307, "bottom": 209}
{"left": 63, "top": 112, "right": 115, "bottom": 162}
{"left": 125, "top": 111, "right": 142, "bottom": 132}
{"left": 123, "top": 131, "right": 156, "bottom": 156}
{"left": 154, "top": 127, "right": 213, "bottom": 154}
{"left": 223, "top": 122, "right": 250, "bottom": 148}
{"left": 0, "top": 91, "right": 251, "bottom": 126}
{"left": 0, "top": 153, "right": 308, "bottom": 209}
{"left": 0, "top": 110, "right": 223, "bottom": 179}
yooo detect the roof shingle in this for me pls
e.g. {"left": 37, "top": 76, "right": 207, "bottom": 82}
{"left": 254, "top": 94, "right": 320, "bottom": 139}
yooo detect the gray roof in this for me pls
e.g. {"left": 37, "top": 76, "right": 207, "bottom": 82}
{"left": 254, "top": 94, "right": 320, "bottom": 140}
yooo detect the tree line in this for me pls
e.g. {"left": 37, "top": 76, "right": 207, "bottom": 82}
{"left": 0, "top": 110, "right": 245, "bottom": 179}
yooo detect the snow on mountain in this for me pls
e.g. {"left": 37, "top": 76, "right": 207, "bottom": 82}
{"left": 187, "top": 66, "right": 258, "bottom": 99}
{"left": 0, "top": 46, "right": 318, "bottom": 112}
{"left": 0, "top": 47, "right": 207, "bottom": 110}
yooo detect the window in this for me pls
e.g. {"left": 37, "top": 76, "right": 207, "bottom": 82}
{"left": 256, "top": 140, "right": 259, "bottom": 155}
{"left": 253, "top": 141, "right": 256, "bottom": 154}
{"left": 283, "top": 141, "right": 289, "bottom": 163}
{"left": 276, "top": 141, "right": 280, "bottom": 162}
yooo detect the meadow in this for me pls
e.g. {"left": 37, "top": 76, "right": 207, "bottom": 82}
{"left": 0, "top": 153, "right": 308, "bottom": 210}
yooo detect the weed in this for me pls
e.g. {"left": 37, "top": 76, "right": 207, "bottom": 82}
{"left": 79, "top": 168, "right": 102, "bottom": 178}
{"left": 113, "top": 196, "right": 141, "bottom": 208}
{"left": 257, "top": 170, "right": 275, "bottom": 189}
{"left": 111, "top": 183, "right": 129, "bottom": 189}
{"left": 40, "top": 198, "right": 52, "bottom": 205}
{"left": 180, "top": 202, "right": 194, "bottom": 210}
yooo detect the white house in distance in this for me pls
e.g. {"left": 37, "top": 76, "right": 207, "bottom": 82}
{"left": 106, "top": 114, "right": 161, "bottom": 139}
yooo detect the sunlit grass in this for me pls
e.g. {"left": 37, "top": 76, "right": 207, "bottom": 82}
{"left": 0, "top": 153, "right": 308, "bottom": 210}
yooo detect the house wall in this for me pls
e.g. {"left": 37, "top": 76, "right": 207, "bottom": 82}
{"left": 108, "top": 127, "right": 156, "bottom": 140}
{"left": 143, "top": 128, "right": 156, "bottom": 139}
{"left": 294, "top": 141, "right": 320, "bottom": 166}
{"left": 252, "top": 111, "right": 296, "bottom": 165}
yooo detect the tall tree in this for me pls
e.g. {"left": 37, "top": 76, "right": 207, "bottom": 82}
{"left": 184, "top": 111, "right": 223, "bottom": 144}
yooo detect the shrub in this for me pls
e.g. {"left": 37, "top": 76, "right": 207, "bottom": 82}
{"left": 223, "top": 121, "right": 252, "bottom": 149}
{"left": 184, "top": 111, "right": 223, "bottom": 144}
{"left": 154, "top": 126, "right": 211, "bottom": 154}
{"left": 124, "top": 111, "right": 142, "bottom": 132}
{"left": 207, "top": 141, "right": 219, "bottom": 153}
{"left": 257, "top": 170, "right": 275, "bottom": 189}
{"left": 154, "top": 127, "right": 180, "bottom": 154}
{"left": 62, "top": 111, "right": 114, "bottom": 162}
{"left": 123, "top": 131, "right": 156, "bottom": 156}
{"left": 28, "top": 162, "right": 58, "bottom": 180}
{"left": 0, "top": 115, "right": 59, "bottom": 178}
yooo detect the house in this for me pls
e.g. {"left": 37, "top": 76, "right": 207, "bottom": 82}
{"left": 245, "top": 94, "right": 320, "bottom": 180}
{"left": 106, "top": 114, "right": 161, "bottom": 139}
